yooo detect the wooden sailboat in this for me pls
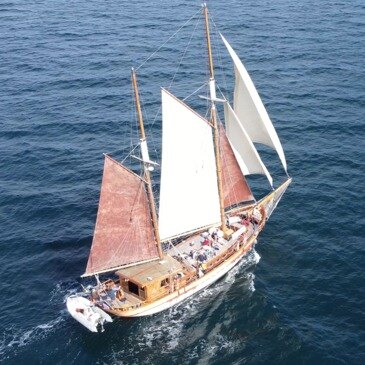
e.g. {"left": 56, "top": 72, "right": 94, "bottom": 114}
{"left": 67, "top": 4, "right": 291, "bottom": 328}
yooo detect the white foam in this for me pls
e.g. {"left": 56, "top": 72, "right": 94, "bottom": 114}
{"left": 0, "top": 282, "right": 77, "bottom": 358}
{"left": 106, "top": 247, "right": 262, "bottom": 364}
{"left": 183, "top": 333, "right": 241, "bottom": 365}
{"left": 253, "top": 249, "right": 261, "bottom": 264}
{"left": 108, "top": 246, "right": 261, "bottom": 362}
{"left": 0, "top": 316, "right": 64, "bottom": 357}
{"left": 247, "top": 272, "right": 256, "bottom": 292}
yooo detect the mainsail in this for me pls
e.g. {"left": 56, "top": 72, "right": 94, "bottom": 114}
{"left": 224, "top": 102, "right": 273, "bottom": 186}
{"left": 158, "top": 89, "right": 221, "bottom": 241}
{"left": 219, "top": 124, "right": 255, "bottom": 207}
{"left": 84, "top": 155, "right": 159, "bottom": 276}
{"left": 221, "top": 34, "right": 288, "bottom": 173}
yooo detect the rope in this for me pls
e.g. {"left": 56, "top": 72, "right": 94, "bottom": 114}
{"left": 182, "top": 82, "right": 207, "bottom": 102}
{"left": 169, "top": 15, "right": 201, "bottom": 89}
{"left": 210, "top": 14, "right": 230, "bottom": 102}
{"left": 120, "top": 143, "right": 140, "bottom": 164}
{"left": 135, "top": 7, "right": 201, "bottom": 71}
{"left": 139, "top": 13, "right": 200, "bottom": 169}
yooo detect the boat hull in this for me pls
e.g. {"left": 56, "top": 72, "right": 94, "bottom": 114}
{"left": 108, "top": 229, "right": 257, "bottom": 317}
{"left": 67, "top": 295, "right": 112, "bottom": 332}
{"left": 107, "top": 178, "right": 291, "bottom": 317}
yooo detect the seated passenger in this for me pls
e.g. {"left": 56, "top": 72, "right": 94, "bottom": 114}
{"left": 116, "top": 288, "right": 125, "bottom": 302}
{"left": 242, "top": 218, "right": 250, "bottom": 227}
{"left": 202, "top": 238, "right": 210, "bottom": 246}
{"left": 212, "top": 243, "right": 220, "bottom": 251}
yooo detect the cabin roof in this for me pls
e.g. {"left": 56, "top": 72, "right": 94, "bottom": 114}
{"left": 116, "top": 255, "right": 183, "bottom": 286}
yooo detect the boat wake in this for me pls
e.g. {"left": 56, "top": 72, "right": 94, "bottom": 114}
{"left": 109, "top": 248, "right": 261, "bottom": 363}
{"left": 0, "top": 284, "right": 78, "bottom": 359}
{"left": 0, "top": 316, "right": 64, "bottom": 359}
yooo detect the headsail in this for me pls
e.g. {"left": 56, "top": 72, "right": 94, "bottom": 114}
{"left": 158, "top": 89, "right": 221, "bottom": 241}
{"left": 83, "top": 155, "right": 159, "bottom": 277}
{"left": 220, "top": 34, "right": 288, "bottom": 173}
{"left": 219, "top": 124, "right": 255, "bottom": 207}
{"left": 224, "top": 102, "right": 273, "bottom": 187}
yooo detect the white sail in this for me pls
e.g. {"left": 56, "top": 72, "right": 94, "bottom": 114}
{"left": 220, "top": 34, "right": 288, "bottom": 173}
{"left": 159, "top": 89, "right": 221, "bottom": 240}
{"left": 224, "top": 102, "right": 273, "bottom": 187}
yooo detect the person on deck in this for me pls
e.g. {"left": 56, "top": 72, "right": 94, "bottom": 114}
{"left": 116, "top": 288, "right": 125, "bottom": 302}
{"left": 202, "top": 238, "right": 210, "bottom": 246}
{"left": 211, "top": 231, "right": 217, "bottom": 241}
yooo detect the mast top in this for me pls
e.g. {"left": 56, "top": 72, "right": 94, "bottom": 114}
{"left": 203, "top": 4, "right": 215, "bottom": 80}
{"left": 131, "top": 68, "right": 147, "bottom": 141}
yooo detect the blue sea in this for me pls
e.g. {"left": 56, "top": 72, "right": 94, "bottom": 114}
{"left": 0, "top": 0, "right": 364, "bottom": 364}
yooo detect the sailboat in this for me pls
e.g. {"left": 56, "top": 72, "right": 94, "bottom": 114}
{"left": 67, "top": 4, "right": 291, "bottom": 330}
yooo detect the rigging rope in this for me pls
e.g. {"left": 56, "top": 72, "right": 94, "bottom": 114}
{"left": 210, "top": 14, "right": 230, "bottom": 103}
{"left": 121, "top": 143, "right": 140, "bottom": 164}
{"left": 182, "top": 82, "right": 207, "bottom": 102}
{"left": 136, "top": 10, "right": 204, "bottom": 176}
{"left": 135, "top": 7, "right": 201, "bottom": 71}
{"left": 169, "top": 16, "right": 201, "bottom": 89}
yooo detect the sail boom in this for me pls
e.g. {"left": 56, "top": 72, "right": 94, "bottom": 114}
{"left": 81, "top": 257, "right": 159, "bottom": 278}
{"left": 225, "top": 200, "right": 256, "bottom": 215}
{"left": 160, "top": 221, "right": 221, "bottom": 243}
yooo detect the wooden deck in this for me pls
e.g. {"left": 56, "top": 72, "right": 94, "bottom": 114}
{"left": 166, "top": 218, "right": 256, "bottom": 270}
{"left": 97, "top": 210, "right": 262, "bottom": 314}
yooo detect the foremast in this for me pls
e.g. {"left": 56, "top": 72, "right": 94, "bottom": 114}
{"left": 131, "top": 68, "right": 163, "bottom": 259}
{"left": 203, "top": 4, "right": 227, "bottom": 234}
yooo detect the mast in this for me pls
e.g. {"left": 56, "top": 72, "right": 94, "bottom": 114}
{"left": 203, "top": 4, "right": 227, "bottom": 233}
{"left": 131, "top": 68, "right": 163, "bottom": 259}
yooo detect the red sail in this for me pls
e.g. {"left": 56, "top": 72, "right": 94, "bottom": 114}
{"left": 220, "top": 125, "right": 254, "bottom": 207}
{"left": 84, "top": 155, "right": 159, "bottom": 276}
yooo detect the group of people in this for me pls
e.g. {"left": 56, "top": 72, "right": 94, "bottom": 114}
{"left": 239, "top": 207, "right": 263, "bottom": 229}
{"left": 182, "top": 207, "right": 264, "bottom": 269}
{"left": 187, "top": 229, "right": 225, "bottom": 264}
{"left": 91, "top": 280, "right": 126, "bottom": 306}
{"left": 201, "top": 229, "right": 224, "bottom": 248}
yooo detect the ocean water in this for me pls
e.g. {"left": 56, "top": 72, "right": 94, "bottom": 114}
{"left": 0, "top": 0, "right": 364, "bottom": 364}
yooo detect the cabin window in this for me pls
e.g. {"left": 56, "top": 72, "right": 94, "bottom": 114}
{"left": 161, "top": 278, "right": 169, "bottom": 287}
{"left": 128, "top": 281, "right": 139, "bottom": 296}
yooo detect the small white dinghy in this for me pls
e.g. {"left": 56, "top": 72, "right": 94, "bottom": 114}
{"left": 66, "top": 294, "right": 112, "bottom": 332}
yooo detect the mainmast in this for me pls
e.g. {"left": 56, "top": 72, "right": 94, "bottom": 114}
{"left": 203, "top": 4, "right": 227, "bottom": 233}
{"left": 131, "top": 68, "right": 163, "bottom": 259}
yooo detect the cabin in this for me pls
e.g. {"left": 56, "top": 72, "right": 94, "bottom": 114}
{"left": 116, "top": 255, "right": 186, "bottom": 302}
